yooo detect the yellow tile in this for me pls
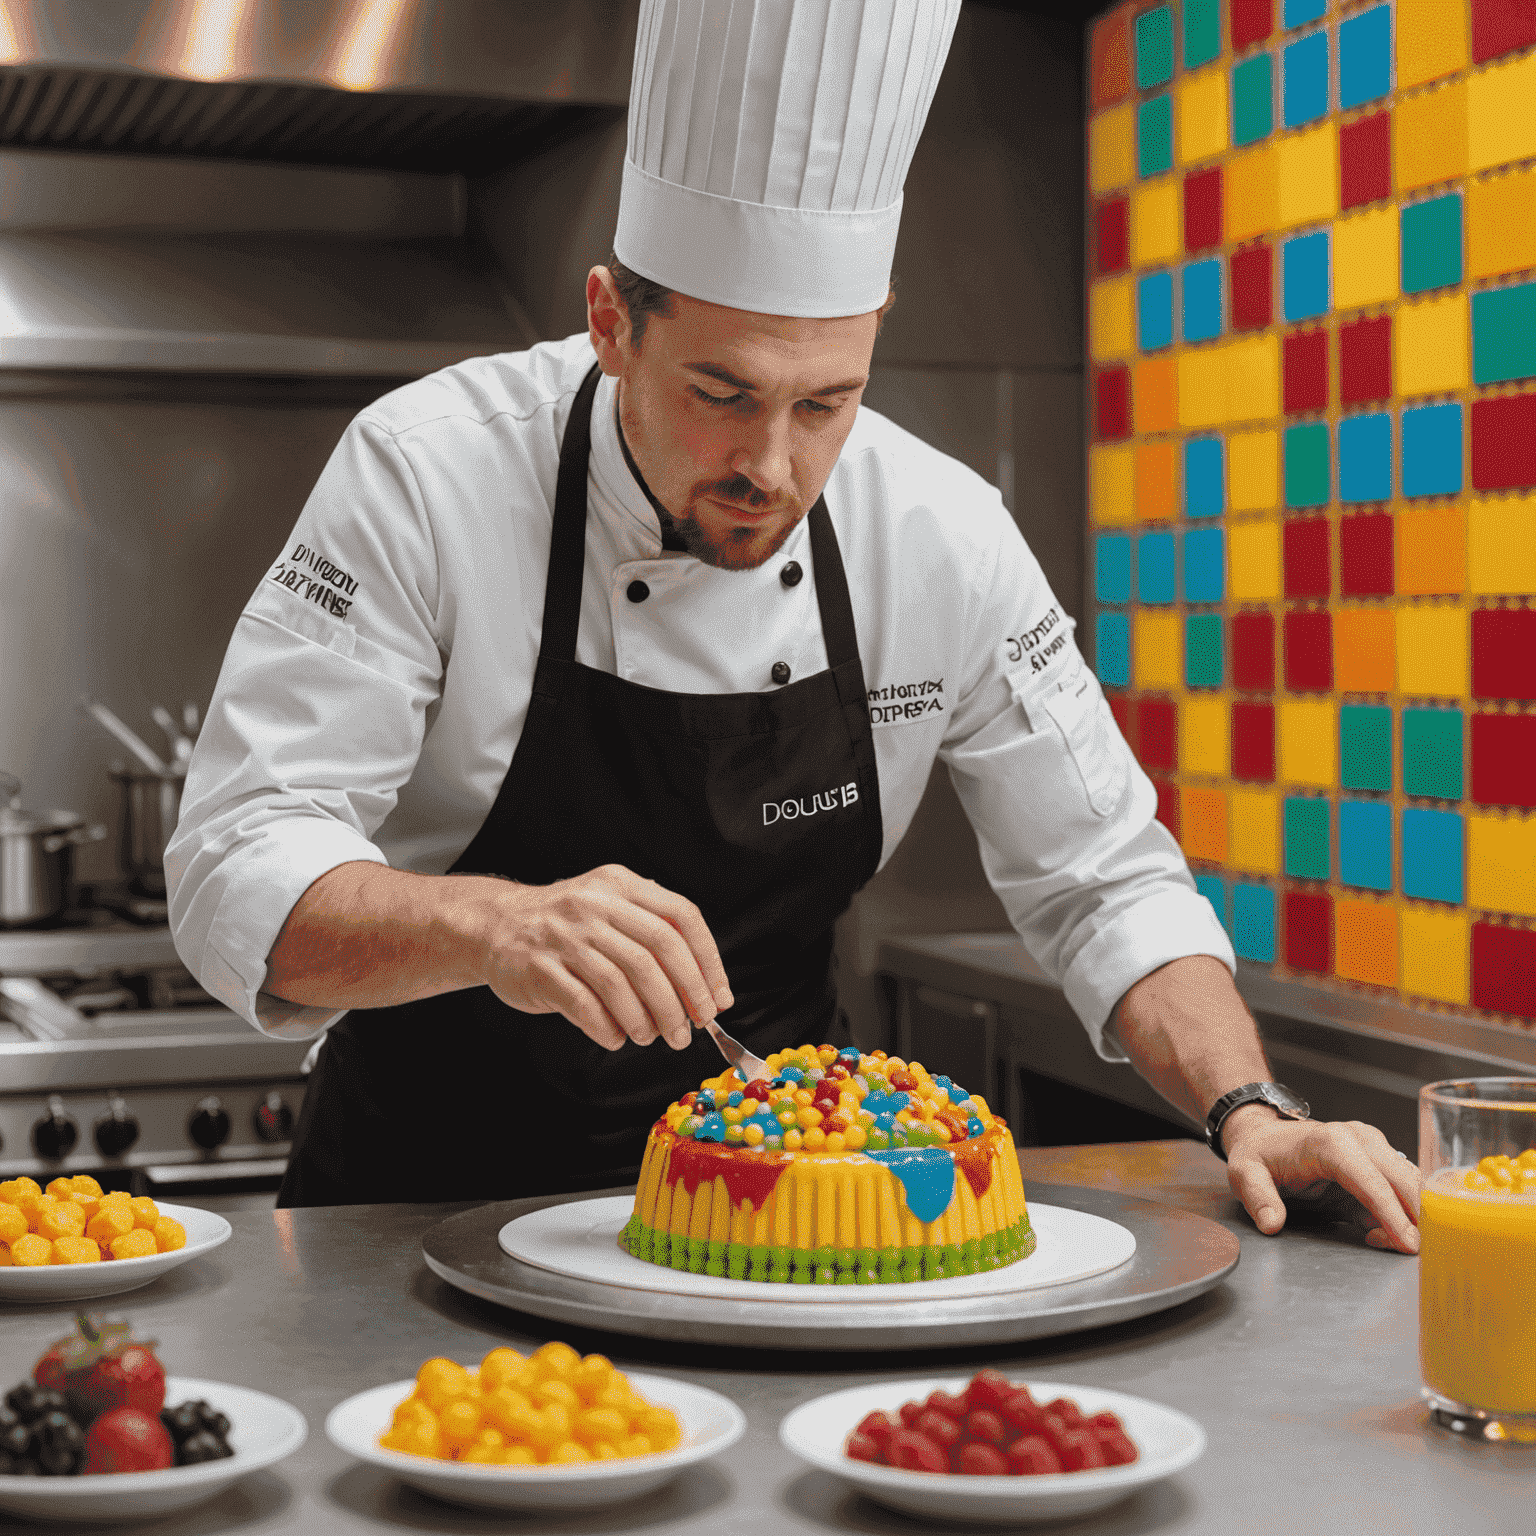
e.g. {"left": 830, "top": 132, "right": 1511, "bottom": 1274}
{"left": 1401, "top": 906, "right": 1469, "bottom": 1005}
{"left": 1090, "top": 101, "right": 1136, "bottom": 192}
{"left": 1276, "top": 122, "right": 1338, "bottom": 232}
{"left": 1178, "top": 66, "right": 1228, "bottom": 166}
{"left": 1130, "top": 177, "right": 1181, "bottom": 267}
{"left": 1182, "top": 697, "right": 1229, "bottom": 777}
{"left": 1229, "top": 430, "right": 1280, "bottom": 512}
{"left": 1468, "top": 493, "right": 1536, "bottom": 595}
{"left": 1396, "top": 293, "right": 1469, "bottom": 397}
{"left": 1394, "top": 80, "right": 1468, "bottom": 194}
{"left": 1226, "top": 334, "right": 1280, "bottom": 424}
{"left": 1468, "top": 814, "right": 1536, "bottom": 919}
{"left": 1397, "top": 0, "right": 1469, "bottom": 90}
{"left": 1277, "top": 697, "right": 1335, "bottom": 788}
{"left": 1469, "top": 52, "right": 1536, "bottom": 175}
{"left": 1229, "top": 519, "right": 1281, "bottom": 602}
{"left": 1335, "top": 608, "right": 1396, "bottom": 693}
{"left": 1229, "top": 787, "right": 1280, "bottom": 875}
{"left": 1182, "top": 787, "right": 1228, "bottom": 863}
{"left": 1396, "top": 605, "right": 1467, "bottom": 698}
{"left": 1226, "top": 143, "right": 1276, "bottom": 244}
{"left": 1335, "top": 899, "right": 1398, "bottom": 989}
{"left": 1133, "top": 610, "right": 1182, "bottom": 690}
{"left": 1466, "top": 167, "right": 1536, "bottom": 282}
{"left": 1333, "top": 206, "right": 1399, "bottom": 313}
{"left": 1178, "top": 347, "right": 1228, "bottom": 429}
{"left": 1090, "top": 275, "right": 1135, "bottom": 360}
{"left": 1090, "top": 443, "right": 1137, "bottom": 525}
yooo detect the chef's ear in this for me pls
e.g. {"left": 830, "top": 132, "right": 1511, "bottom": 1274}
{"left": 587, "top": 265, "right": 633, "bottom": 374}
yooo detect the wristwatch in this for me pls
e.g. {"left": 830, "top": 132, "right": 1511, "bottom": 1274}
{"left": 1204, "top": 1082, "right": 1311, "bottom": 1161}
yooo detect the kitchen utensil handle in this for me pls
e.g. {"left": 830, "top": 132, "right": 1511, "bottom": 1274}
{"left": 41, "top": 823, "right": 108, "bottom": 854}
{"left": 81, "top": 699, "right": 169, "bottom": 775}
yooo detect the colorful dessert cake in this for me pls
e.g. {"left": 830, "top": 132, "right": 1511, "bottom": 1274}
{"left": 621, "top": 1044, "right": 1033, "bottom": 1283}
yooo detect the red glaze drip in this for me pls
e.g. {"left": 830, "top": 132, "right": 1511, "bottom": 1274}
{"left": 663, "top": 1134, "right": 790, "bottom": 1209}
{"left": 953, "top": 1133, "right": 995, "bottom": 1201}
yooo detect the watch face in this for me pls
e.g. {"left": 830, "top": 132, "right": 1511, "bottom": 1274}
{"left": 1259, "top": 1083, "right": 1310, "bottom": 1118}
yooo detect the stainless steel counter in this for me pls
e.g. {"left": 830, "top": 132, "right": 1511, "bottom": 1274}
{"left": 4, "top": 1142, "right": 1532, "bottom": 1535}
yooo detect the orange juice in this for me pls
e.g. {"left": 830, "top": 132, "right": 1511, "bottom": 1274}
{"left": 1420, "top": 1167, "right": 1536, "bottom": 1413}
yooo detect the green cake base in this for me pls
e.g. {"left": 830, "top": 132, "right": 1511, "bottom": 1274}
{"left": 617, "top": 1213, "right": 1036, "bottom": 1284}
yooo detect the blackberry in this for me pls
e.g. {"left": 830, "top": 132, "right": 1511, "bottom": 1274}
{"left": 29, "top": 1411, "right": 85, "bottom": 1476}
{"left": 176, "top": 1429, "right": 233, "bottom": 1465}
{"left": 4, "top": 1384, "right": 68, "bottom": 1425}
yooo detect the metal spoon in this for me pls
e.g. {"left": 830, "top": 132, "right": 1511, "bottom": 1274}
{"left": 80, "top": 699, "right": 169, "bottom": 775}
{"left": 703, "top": 1019, "right": 770, "bottom": 1083}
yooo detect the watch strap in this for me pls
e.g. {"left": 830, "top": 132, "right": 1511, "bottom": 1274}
{"left": 1205, "top": 1081, "right": 1311, "bottom": 1162}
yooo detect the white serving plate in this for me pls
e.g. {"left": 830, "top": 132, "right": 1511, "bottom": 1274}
{"left": 0, "top": 1376, "right": 306, "bottom": 1525}
{"left": 780, "top": 1376, "right": 1206, "bottom": 1525}
{"left": 499, "top": 1195, "right": 1136, "bottom": 1302}
{"left": 326, "top": 1372, "right": 745, "bottom": 1512}
{"left": 0, "top": 1204, "right": 231, "bottom": 1302}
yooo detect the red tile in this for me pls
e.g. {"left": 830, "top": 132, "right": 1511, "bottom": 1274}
{"left": 1137, "top": 699, "right": 1178, "bottom": 771}
{"left": 1471, "top": 393, "right": 1536, "bottom": 492}
{"left": 1471, "top": 713, "right": 1536, "bottom": 807}
{"left": 1339, "top": 315, "right": 1392, "bottom": 406}
{"left": 1340, "top": 111, "right": 1392, "bottom": 212}
{"left": 1232, "top": 612, "right": 1276, "bottom": 691}
{"left": 1152, "top": 778, "right": 1181, "bottom": 839}
{"left": 1095, "top": 365, "right": 1131, "bottom": 440}
{"left": 1232, "top": 702, "right": 1276, "bottom": 782}
{"left": 1284, "top": 610, "right": 1333, "bottom": 692}
{"left": 1285, "top": 890, "right": 1332, "bottom": 974}
{"left": 1471, "top": 0, "right": 1536, "bottom": 64}
{"left": 1183, "top": 167, "right": 1223, "bottom": 254}
{"left": 1340, "top": 513, "right": 1394, "bottom": 597}
{"left": 1472, "top": 922, "right": 1536, "bottom": 1019}
{"left": 1106, "top": 691, "right": 1132, "bottom": 743}
{"left": 1230, "top": 244, "right": 1272, "bottom": 332}
{"left": 1283, "top": 517, "right": 1332, "bottom": 598}
{"left": 1284, "top": 329, "right": 1330, "bottom": 415}
{"left": 1471, "top": 609, "right": 1536, "bottom": 700}
{"left": 1231, "top": 0, "right": 1273, "bottom": 52}
{"left": 1096, "top": 197, "right": 1129, "bottom": 276}
{"left": 1091, "top": 11, "right": 1131, "bottom": 108}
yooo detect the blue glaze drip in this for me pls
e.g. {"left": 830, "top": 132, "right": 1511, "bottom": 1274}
{"left": 865, "top": 1147, "right": 956, "bottom": 1222}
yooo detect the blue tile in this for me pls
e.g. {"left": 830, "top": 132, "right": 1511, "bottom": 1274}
{"left": 1096, "top": 611, "right": 1129, "bottom": 687}
{"left": 1283, "top": 30, "right": 1329, "bottom": 127}
{"left": 1283, "top": 231, "right": 1330, "bottom": 322}
{"left": 1194, "top": 873, "right": 1232, "bottom": 937}
{"left": 1401, "top": 808, "right": 1464, "bottom": 904}
{"left": 1284, "top": 0, "right": 1326, "bottom": 27}
{"left": 1138, "top": 270, "right": 1175, "bottom": 350}
{"left": 1338, "top": 412, "right": 1393, "bottom": 504}
{"left": 1182, "top": 258, "right": 1223, "bottom": 342}
{"left": 1183, "top": 527, "right": 1226, "bottom": 604}
{"left": 1095, "top": 534, "right": 1132, "bottom": 604}
{"left": 1184, "top": 438, "right": 1225, "bottom": 519}
{"left": 1401, "top": 403, "right": 1463, "bottom": 499}
{"left": 1233, "top": 883, "right": 1277, "bottom": 963}
{"left": 1339, "top": 798, "right": 1393, "bottom": 892}
{"left": 1339, "top": 4, "right": 1392, "bottom": 111}
{"left": 1138, "top": 530, "right": 1177, "bottom": 604}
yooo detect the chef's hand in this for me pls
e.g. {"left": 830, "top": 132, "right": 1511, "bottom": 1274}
{"left": 478, "top": 865, "right": 734, "bottom": 1053}
{"left": 1220, "top": 1104, "right": 1421, "bottom": 1254}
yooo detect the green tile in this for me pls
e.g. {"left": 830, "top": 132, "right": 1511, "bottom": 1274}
{"left": 1340, "top": 705, "right": 1392, "bottom": 793}
{"left": 1232, "top": 54, "right": 1274, "bottom": 146}
{"left": 1184, "top": 0, "right": 1222, "bottom": 69}
{"left": 1403, "top": 708, "right": 1463, "bottom": 800}
{"left": 1284, "top": 422, "right": 1331, "bottom": 509}
{"left": 1136, "top": 6, "right": 1175, "bottom": 88}
{"left": 1402, "top": 194, "right": 1463, "bottom": 295}
{"left": 1138, "top": 94, "right": 1173, "bottom": 178}
{"left": 1186, "top": 614, "right": 1224, "bottom": 687}
{"left": 1284, "top": 796, "right": 1331, "bottom": 881}
{"left": 1473, "top": 282, "right": 1536, "bottom": 387}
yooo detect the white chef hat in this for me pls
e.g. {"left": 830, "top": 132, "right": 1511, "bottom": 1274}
{"left": 614, "top": 0, "right": 961, "bottom": 319}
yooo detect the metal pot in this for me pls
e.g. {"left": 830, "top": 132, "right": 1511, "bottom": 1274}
{"left": 0, "top": 773, "right": 108, "bottom": 928}
{"left": 111, "top": 768, "right": 184, "bottom": 897}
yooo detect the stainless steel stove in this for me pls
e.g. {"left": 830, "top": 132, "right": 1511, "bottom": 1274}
{"left": 0, "top": 891, "right": 308, "bottom": 1195}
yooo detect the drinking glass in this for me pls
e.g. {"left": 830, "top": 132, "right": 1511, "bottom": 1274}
{"left": 1419, "top": 1078, "right": 1536, "bottom": 1441}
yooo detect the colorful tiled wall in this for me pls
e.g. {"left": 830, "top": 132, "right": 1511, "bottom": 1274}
{"left": 1086, "top": 0, "right": 1536, "bottom": 1025}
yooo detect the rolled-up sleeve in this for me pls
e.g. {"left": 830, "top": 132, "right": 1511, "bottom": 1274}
{"left": 939, "top": 510, "right": 1234, "bottom": 1060}
{"left": 166, "top": 419, "right": 445, "bottom": 1038}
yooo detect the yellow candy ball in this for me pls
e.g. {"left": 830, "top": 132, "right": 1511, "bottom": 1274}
{"left": 549, "top": 1440, "right": 593, "bottom": 1463}
{"left": 110, "top": 1228, "right": 158, "bottom": 1261}
{"left": 439, "top": 1397, "right": 483, "bottom": 1448}
{"left": 743, "top": 1122, "right": 766, "bottom": 1146}
{"left": 843, "top": 1125, "right": 868, "bottom": 1151}
{"left": 498, "top": 1445, "right": 538, "bottom": 1465}
{"left": 533, "top": 1380, "right": 580, "bottom": 1411}
{"left": 532, "top": 1341, "right": 582, "bottom": 1378}
{"left": 802, "top": 1127, "right": 827, "bottom": 1150}
{"left": 783, "top": 1129, "right": 803, "bottom": 1151}
{"left": 51, "top": 1235, "right": 101, "bottom": 1264}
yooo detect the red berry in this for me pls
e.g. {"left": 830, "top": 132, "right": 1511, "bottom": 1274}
{"left": 855, "top": 1411, "right": 896, "bottom": 1448}
{"left": 964, "top": 1370, "right": 1016, "bottom": 1411}
{"left": 827, "top": 1064, "right": 851, "bottom": 1081}
{"left": 887, "top": 1430, "right": 947, "bottom": 1474}
{"left": 889, "top": 1070, "right": 917, "bottom": 1091}
{"left": 1042, "top": 1396, "right": 1083, "bottom": 1428}
{"left": 999, "top": 1390, "right": 1046, "bottom": 1432}
{"left": 845, "top": 1431, "right": 881, "bottom": 1463}
{"left": 741, "top": 1081, "right": 771, "bottom": 1102}
{"left": 1055, "top": 1429, "right": 1107, "bottom": 1472}
{"left": 82, "top": 1345, "right": 167, "bottom": 1420}
{"left": 899, "top": 1401, "right": 925, "bottom": 1428}
{"left": 1095, "top": 1428, "right": 1139, "bottom": 1466}
{"left": 956, "top": 1442, "right": 1010, "bottom": 1476}
{"left": 926, "top": 1389, "right": 969, "bottom": 1419}
{"left": 1005, "top": 1434, "right": 1064, "bottom": 1476}
{"left": 964, "top": 1408, "right": 1009, "bottom": 1445}
{"left": 82, "top": 1408, "right": 174, "bottom": 1474}
{"left": 1087, "top": 1410, "right": 1123, "bottom": 1433}
{"left": 913, "top": 1409, "right": 962, "bottom": 1449}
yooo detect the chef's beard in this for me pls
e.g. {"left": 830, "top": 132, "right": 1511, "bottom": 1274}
{"left": 667, "top": 476, "right": 804, "bottom": 571}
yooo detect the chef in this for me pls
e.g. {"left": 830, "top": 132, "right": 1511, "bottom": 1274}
{"left": 168, "top": 0, "right": 1419, "bottom": 1251}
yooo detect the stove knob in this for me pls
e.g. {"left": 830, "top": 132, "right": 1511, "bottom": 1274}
{"left": 253, "top": 1091, "right": 294, "bottom": 1144}
{"left": 95, "top": 1097, "right": 140, "bottom": 1159}
{"left": 188, "top": 1096, "right": 231, "bottom": 1151}
{"left": 33, "top": 1096, "right": 78, "bottom": 1161}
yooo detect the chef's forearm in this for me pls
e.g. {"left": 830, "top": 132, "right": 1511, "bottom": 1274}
{"left": 1111, "top": 955, "right": 1273, "bottom": 1128}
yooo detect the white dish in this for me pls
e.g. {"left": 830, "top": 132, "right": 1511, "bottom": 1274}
{"left": 326, "top": 1372, "right": 745, "bottom": 1512}
{"left": 498, "top": 1195, "right": 1135, "bottom": 1303}
{"left": 0, "top": 1376, "right": 306, "bottom": 1525}
{"left": 780, "top": 1376, "right": 1206, "bottom": 1525}
{"left": 0, "top": 1203, "right": 231, "bottom": 1302}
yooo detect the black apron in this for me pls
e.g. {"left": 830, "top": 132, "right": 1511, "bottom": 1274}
{"left": 278, "top": 365, "right": 883, "bottom": 1205}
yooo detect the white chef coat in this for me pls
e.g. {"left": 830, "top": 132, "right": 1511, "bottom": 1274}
{"left": 165, "top": 333, "right": 1234, "bottom": 1054}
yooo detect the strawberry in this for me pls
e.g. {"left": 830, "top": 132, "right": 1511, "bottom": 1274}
{"left": 33, "top": 1315, "right": 165, "bottom": 1425}
{"left": 82, "top": 1408, "right": 174, "bottom": 1474}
